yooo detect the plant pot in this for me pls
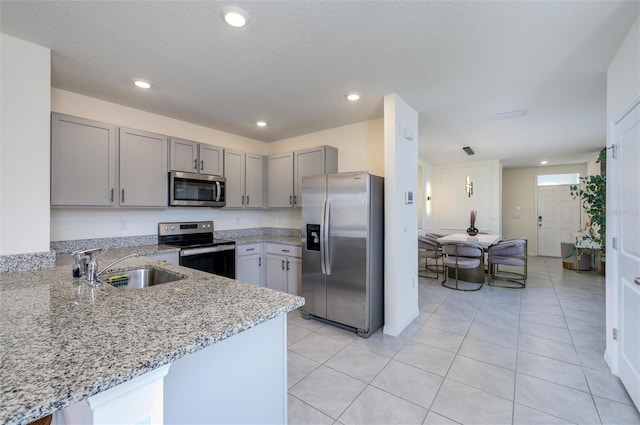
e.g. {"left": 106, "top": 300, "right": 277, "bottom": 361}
{"left": 466, "top": 227, "right": 478, "bottom": 236}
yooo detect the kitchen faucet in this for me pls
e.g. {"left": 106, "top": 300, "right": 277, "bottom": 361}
{"left": 71, "top": 249, "right": 140, "bottom": 286}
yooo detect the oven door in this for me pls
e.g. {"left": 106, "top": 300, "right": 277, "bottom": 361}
{"left": 179, "top": 244, "right": 236, "bottom": 279}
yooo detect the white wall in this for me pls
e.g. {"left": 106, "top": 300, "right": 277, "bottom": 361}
{"left": 50, "top": 91, "right": 383, "bottom": 240}
{"left": 383, "top": 94, "right": 419, "bottom": 337}
{"left": 52, "top": 89, "right": 268, "bottom": 155}
{"left": 269, "top": 118, "right": 384, "bottom": 177}
{"left": 605, "top": 15, "right": 639, "bottom": 374}
{"left": 50, "top": 89, "right": 295, "bottom": 240}
{"left": 432, "top": 160, "right": 502, "bottom": 235}
{"left": 502, "top": 163, "right": 587, "bottom": 255}
{"left": 0, "top": 34, "right": 51, "bottom": 255}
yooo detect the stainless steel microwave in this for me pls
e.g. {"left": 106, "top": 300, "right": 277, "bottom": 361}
{"left": 169, "top": 171, "right": 226, "bottom": 207}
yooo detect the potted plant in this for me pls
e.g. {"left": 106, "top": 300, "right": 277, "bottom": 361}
{"left": 467, "top": 210, "right": 478, "bottom": 236}
{"left": 569, "top": 149, "right": 606, "bottom": 266}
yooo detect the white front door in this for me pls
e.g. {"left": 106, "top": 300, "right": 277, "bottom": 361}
{"left": 614, "top": 100, "right": 640, "bottom": 409}
{"left": 537, "top": 185, "right": 581, "bottom": 257}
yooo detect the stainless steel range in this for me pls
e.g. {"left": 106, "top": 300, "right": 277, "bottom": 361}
{"left": 158, "top": 221, "right": 235, "bottom": 279}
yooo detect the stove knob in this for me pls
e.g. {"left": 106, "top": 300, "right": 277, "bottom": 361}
{"left": 170, "top": 226, "right": 175, "bottom": 230}
{"left": 164, "top": 226, "right": 168, "bottom": 230}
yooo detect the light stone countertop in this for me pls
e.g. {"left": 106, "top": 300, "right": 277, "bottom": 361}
{"left": 0, "top": 253, "right": 304, "bottom": 425}
{"left": 233, "top": 235, "right": 301, "bottom": 246}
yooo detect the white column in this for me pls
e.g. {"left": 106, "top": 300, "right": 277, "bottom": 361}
{"left": 0, "top": 34, "right": 51, "bottom": 255}
{"left": 383, "top": 94, "right": 419, "bottom": 336}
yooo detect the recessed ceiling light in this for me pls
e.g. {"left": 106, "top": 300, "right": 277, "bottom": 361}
{"left": 540, "top": 160, "right": 549, "bottom": 165}
{"left": 133, "top": 79, "right": 151, "bottom": 89}
{"left": 221, "top": 7, "right": 248, "bottom": 27}
{"left": 256, "top": 121, "right": 267, "bottom": 127}
{"left": 346, "top": 93, "right": 360, "bottom": 101}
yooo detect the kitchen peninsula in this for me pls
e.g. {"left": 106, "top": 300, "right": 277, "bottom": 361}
{"left": 0, "top": 252, "right": 303, "bottom": 425}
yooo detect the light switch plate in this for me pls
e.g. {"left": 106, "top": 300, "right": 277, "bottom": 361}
{"left": 405, "top": 191, "right": 414, "bottom": 205}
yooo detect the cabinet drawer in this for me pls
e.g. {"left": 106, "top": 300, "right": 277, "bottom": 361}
{"left": 266, "top": 244, "right": 301, "bottom": 257}
{"left": 237, "top": 243, "right": 262, "bottom": 256}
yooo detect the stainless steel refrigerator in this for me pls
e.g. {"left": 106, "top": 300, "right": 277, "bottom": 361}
{"left": 301, "top": 171, "right": 384, "bottom": 337}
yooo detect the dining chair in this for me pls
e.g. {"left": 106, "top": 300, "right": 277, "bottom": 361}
{"left": 487, "top": 238, "right": 527, "bottom": 288}
{"left": 441, "top": 242, "right": 484, "bottom": 291}
{"left": 418, "top": 234, "right": 443, "bottom": 279}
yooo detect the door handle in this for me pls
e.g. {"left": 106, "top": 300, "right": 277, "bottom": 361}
{"left": 242, "top": 195, "right": 245, "bottom": 205}
{"left": 110, "top": 188, "right": 114, "bottom": 203}
{"left": 281, "top": 259, "right": 285, "bottom": 270}
{"left": 286, "top": 259, "right": 290, "bottom": 271}
{"left": 289, "top": 195, "right": 293, "bottom": 206}
{"left": 258, "top": 257, "right": 261, "bottom": 267}
{"left": 293, "top": 195, "right": 297, "bottom": 206}
{"left": 194, "top": 159, "right": 198, "bottom": 170}
{"left": 246, "top": 195, "right": 249, "bottom": 205}
{"left": 200, "top": 160, "right": 204, "bottom": 171}
{"left": 634, "top": 277, "right": 640, "bottom": 286}
{"left": 121, "top": 189, "right": 125, "bottom": 203}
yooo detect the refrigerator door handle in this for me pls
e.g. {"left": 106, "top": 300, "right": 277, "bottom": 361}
{"left": 324, "top": 198, "right": 332, "bottom": 275}
{"left": 320, "top": 197, "right": 327, "bottom": 275}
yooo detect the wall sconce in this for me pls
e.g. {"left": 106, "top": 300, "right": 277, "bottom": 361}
{"left": 465, "top": 176, "right": 473, "bottom": 197}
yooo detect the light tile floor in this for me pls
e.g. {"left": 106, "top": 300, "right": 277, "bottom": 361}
{"left": 286, "top": 256, "right": 640, "bottom": 425}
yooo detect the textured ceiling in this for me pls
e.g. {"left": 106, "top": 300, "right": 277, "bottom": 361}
{"left": 1, "top": 1, "right": 638, "bottom": 167}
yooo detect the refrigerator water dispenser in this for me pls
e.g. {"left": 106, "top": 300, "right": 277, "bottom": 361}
{"left": 306, "top": 224, "right": 321, "bottom": 251}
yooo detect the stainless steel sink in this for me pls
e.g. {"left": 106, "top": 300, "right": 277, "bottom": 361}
{"left": 101, "top": 267, "right": 185, "bottom": 289}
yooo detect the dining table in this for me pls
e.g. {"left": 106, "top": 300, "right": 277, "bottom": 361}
{"left": 436, "top": 233, "right": 502, "bottom": 283}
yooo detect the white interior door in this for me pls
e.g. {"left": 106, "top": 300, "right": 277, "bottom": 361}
{"left": 615, "top": 101, "right": 640, "bottom": 409}
{"left": 537, "top": 185, "right": 581, "bottom": 257}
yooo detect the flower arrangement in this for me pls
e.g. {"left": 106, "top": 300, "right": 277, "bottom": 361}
{"left": 467, "top": 210, "right": 478, "bottom": 236}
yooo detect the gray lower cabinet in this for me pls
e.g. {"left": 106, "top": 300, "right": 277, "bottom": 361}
{"left": 224, "top": 149, "right": 265, "bottom": 208}
{"left": 265, "top": 244, "right": 301, "bottom": 295}
{"left": 236, "top": 243, "right": 263, "bottom": 286}
{"left": 170, "top": 137, "right": 223, "bottom": 176}
{"left": 51, "top": 113, "right": 117, "bottom": 206}
{"left": 267, "top": 146, "right": 338, "bottom": 208}
{"left": 119, "top": 128, "right": 168, "bottom": 207}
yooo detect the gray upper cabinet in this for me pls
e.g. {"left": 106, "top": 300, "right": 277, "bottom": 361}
{"left": 245, "top": 153, "right": 264, "bottom": 208}
{"left": 170, "top": 137, "right": 223, "bottom": 176}
{"left": 200, "top": 144, "right": 224, "bottom": 176}
{"left": 224, "top": 149, "right": 265, "bottom": 208}
{"left": 51, "top": 113, "right": 117, "bottom": 206}
{"left": 268, "top": 152, "right": 294, "bottom": 207}
{"left": 267, "top": 146, "right": 338, "bottom": 208}
{"left": 170, "top": 137, "right": 198, "bottom": 172}
{"left": 293, "top": 146, "right": 338, "bottom": 208}
{"left": 119, "top": 128, "right": 168, "bottom": 207}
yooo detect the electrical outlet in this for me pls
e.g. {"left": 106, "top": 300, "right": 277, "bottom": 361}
{"left": 119, "top": 219, "right": 127, "bottom": 231}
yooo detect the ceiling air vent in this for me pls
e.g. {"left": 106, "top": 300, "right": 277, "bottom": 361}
{"left": 463, "top": 146, "right": 474, "bottom": 155}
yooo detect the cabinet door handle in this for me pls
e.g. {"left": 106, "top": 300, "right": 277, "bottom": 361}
{"left": 242, "top": 195, "right": 245, "bottom": 205}
{"left": 289, "top": 195, "right": 293, "bottom": 205}
{"left": 110, "top": 188, "right": 114, "bottom": 203}
{"left": 246, "top": 248, "right": 255, "bottom": 251}
{"left": 293, "top": 195, "right": 297, "bottom": 206}
{"left": 246, "top": 195, "right": 250, "bottom": 205}
{"left": 286, "top": 259, "right": 290, "bottom": 270}
{"left": 121, "top": 189, "right": 125, "bottom": 203}
{"left": 281, "top": 259, "right": 285, "bottom": 270}
{"left": 194, "top": 159, "right": 198, "bottom": 170}
{"left": 200, "top": 160, "right": 204, "bottom": 171}
{"left": 282, "top": 249, "right": 290, "bottom": 253}
{"left": 258, "top": 257, "right": 261, "bottom": 267}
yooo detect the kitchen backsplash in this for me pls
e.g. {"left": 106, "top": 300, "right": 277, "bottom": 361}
{"left": 51, "top": 227, "right": 301, "bottom": 254}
